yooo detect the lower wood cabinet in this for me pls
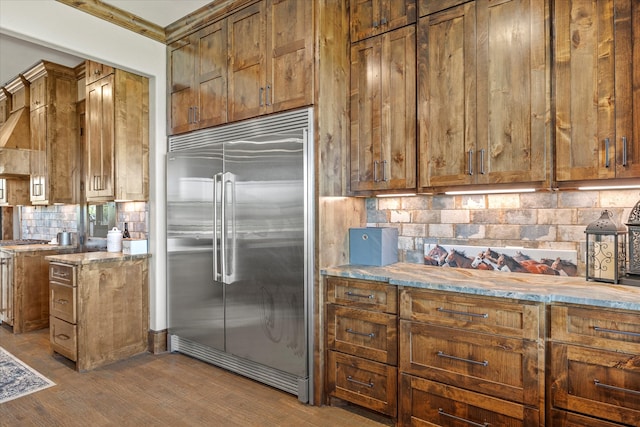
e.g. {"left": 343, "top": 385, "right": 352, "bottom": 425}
{"left": 48, "top": 257, "right": 149, "bottom": 371}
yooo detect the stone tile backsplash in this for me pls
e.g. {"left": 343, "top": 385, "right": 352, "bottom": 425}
{"left": 366, "top": 189, "right": 640, "bottom": 274}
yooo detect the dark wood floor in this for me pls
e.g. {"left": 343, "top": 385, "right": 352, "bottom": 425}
{"left": 0, "top": 326, "right": 391, "bottom": 426}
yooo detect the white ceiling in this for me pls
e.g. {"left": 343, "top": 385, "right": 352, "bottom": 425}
{"left": 0, "top": 0, "right": 212, "bottom": 86}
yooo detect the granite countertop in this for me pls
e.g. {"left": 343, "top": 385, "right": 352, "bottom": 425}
{"left": 0, "top": 243, "right": 78, "bottom": 253}
{"left": 322, "top": 263, "right": 640, "bottom": 311}
{"left": 45, "top": 251, "right": 151, "bottom": 265}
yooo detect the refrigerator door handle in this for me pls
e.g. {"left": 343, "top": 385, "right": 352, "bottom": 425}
{"left": 222, "top": 172, "right": 237, "bottom": 283}
{"left": 213, "top": 172, "right": 222, "bottom": 282}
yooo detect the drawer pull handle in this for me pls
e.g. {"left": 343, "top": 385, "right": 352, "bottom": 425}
{"left": 345, "top": 291, "right": 374, "bottom": 299}
{"left": 436, "top": 307, "right": 488, "bottom": 318}
{"left": 594, "top": 379, "right": 640, "bottom": 396}
{"left": 56, "top": 334, "right": 70, "bottom": 341}
{"left": 437, "top": 351, "right": 488, "bottom": 366}
{"left": 55, "top": 299, "right": 69, "bottom": 305}
{"left": 593, "top": 326, "right": 640, "bottom": 338}
{"left": 346, "top": 328, "right": 375, "bottom": 338}
{"left": 438, "top": 408, "right": 489, "bottom": 427}
{"left": 346, "top": 376, "right": 374, "bottom": 388}
{"left": 54, "top": 272, "right": 69, "bottom": 278}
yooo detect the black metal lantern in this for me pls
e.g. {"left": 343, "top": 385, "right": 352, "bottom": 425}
{"left": 584, "top": 210, "right": 627, "bottom": 284}
{"left": 623, "top": 198, "right": 640, "bottom": 286}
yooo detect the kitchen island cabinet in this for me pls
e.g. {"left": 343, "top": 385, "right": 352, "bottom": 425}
{"left": 0, "top": 244, "right": 76, "bottom": 334}
{"left": 85, "top": 61, "right": 149, "bottom": 202}
{"left": 45, "top": 252, "right": 150, "bottom": 371}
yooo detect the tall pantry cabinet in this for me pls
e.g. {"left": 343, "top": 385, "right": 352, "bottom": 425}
{"left": 85, "top": 61, "right": 149, "bottom": 202}
{"left": 554, "top": 0, "right": 640, "bottom": 183}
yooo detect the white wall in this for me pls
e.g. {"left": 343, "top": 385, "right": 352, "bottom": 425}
{"left": 0, "top": 0, "right": 168, "bottom": 331}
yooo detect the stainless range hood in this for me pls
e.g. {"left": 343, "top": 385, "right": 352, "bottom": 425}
{"left": 0, "top": 106, "right": 32, "bottom": 178}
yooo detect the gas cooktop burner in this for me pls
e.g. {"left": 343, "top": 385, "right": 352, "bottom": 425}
{"left": 0, "top": 239, "right": 50, "bottom": 246}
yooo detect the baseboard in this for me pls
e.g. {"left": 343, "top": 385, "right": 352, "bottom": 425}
{"left": 148, "top": 329, "right": 168, "bottom": 354}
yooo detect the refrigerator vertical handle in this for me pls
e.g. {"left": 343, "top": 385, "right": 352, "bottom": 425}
{"left": 222, "top": 172, "right": 237, "bottom": 283}
{"left": 213, "top": 173, "right": 222, "bottom": 282}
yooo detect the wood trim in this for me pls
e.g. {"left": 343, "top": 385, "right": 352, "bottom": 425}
{"left": 56, "top": 0, "right": 166, "bottom": 43}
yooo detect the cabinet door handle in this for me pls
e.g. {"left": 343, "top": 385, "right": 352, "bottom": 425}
{"left": 346, "top": 328, "right": 375, "bottom": 338}
{"left": 193, "top": 106, "right": 199, "bottom": 123}
{"left": 381, "top": 159, "right": 388, "bottom": 182}
{"left": 479, "top": 149, "right": 486, "bottom": 174}
{"left": 372, "top": 20, "right": 379, "bottom": 28}
{"left": 0, "top": 188, "right": 3, "bottom": 200}
{"left": 593, "top": 326, "right": 640, "bottom": 338}
{"left": 56, "top": 334, "right": 70, "bottom": 340}
{"left": 605, "top": 138, "right": 610, "bottom": 168}
{"left": 594, "top": 379, "right": 640, "bottom": 396}
{"left": 438, "top": 408, "right": 489, "bottom": 427}
{"left": 373, "top": 160, "right": 380, "bottom": 182}
{"left": 346, "top": 376, "right": 374, "bottom": 388}
{"left": 55, "top": 298, "right": 69, "bottom": 305}
{"left": 345, "top": 291, "right": 374, "bottom": 299}
{"left": 259, "top": 87, "right": 264, "bottom": 107}
{"left": 266, "top": 84, "right": 271, "bottom": 106}
{"left": 437, "top": 351, "right": 488, "bottom": 366}
{"left": 622, "top": 136, "right": 628, "bottom": 166}
{"left": 468, "top": 149, "right": 474, "bottom": 175}
{"left": 437, "top": 307, "right": 489, "bottom": 318}
{"left": 380, "top": 17, "right": 387, "bottom": 25}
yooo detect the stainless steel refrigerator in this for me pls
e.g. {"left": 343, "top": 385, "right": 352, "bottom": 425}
{"left": 166, "top": 109, "right": 313, "bottom": 402}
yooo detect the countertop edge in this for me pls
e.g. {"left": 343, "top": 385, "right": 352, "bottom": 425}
{"left": 45, "top": 252, "right": 151, "bottom": 265}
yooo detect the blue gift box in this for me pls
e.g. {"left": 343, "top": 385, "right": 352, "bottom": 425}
{"left": 349, "top": 227, "right": 398, "bottom": 266}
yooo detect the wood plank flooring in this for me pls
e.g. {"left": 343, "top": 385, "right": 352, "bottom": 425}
{"left": 0, "top": 326, "right": 391, "bottom": 426}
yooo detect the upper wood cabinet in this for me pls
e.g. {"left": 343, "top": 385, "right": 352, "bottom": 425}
{"left": 350, "top": 25, "right": 416, "bottom": 194}
{"left": 85, "top": 61, "right": 114, "bottom": 85}
{"left": 85, "top": 62, "right": 149, "bottom": 202}
{"left": 25, "top": 61, "right": 78, "bottom": 205}
{"left": 228, "top": 0, "right": 313, "bottom": 122}
{"left": 554, "top": 0, "right": 640, "bottom": 183}
{"left": 168, "top": 20, "right": 228, "bottom": 135}
{"left": 418, "top": 0, "right": 548, "bottom": 191}
{"left": 0, "top": 179, "right": 30, "bottom": 206}
{"left": 0, "top": 90, "right": 10, "bottom": 127}
{"left": 349, "top": 0, "right": 416, "bottom": 43}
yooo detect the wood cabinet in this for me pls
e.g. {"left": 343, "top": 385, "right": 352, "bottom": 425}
{"left": 350, "top": 25, "right": 416, "bottom": 194}
{"left": 85, "top": 62, "right": 149, "bottom": 202}
{"left": 554, "top": 0, "right": 640, "bottom": 183}
{"left": 24, "top": 61, "right": 78, "bottom": 205}
{"left": 228, "top": 0, "right": 313, "bottom": 122}
{"left": 49, "top": 257, "right": 149, "bottom": 371}
{"left": 349, "top": 0, "right": 416, "bottom": 43}
{"left": 549, "top": 304, "right": 640, "bottom": 426}
{"left": 168, "top": 20, "right": 228, "bottom": 135}
{"left": 85, "top": 60, "right": 114, "bottom": 85}
{"left": 398, "top": 288, "right": 545, "bottom": 426}
{"left": 325, "top": 277, "right": 398, "bottom": 417}
{"left": 0, "top": 179, "right": 30, "bottom": 206}
{"left": 417, "top": 0, "right": 548, "bottom": 191}
{"left": 0, "top": 90, "right": 10, "bottom": 126}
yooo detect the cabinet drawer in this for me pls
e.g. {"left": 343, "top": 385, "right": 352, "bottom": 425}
{"left": 326, "top": 350, "right": 397, "bottom": 416}
{"left": 327, "top": 304, "right": 397, "bottom": 365}
{"left": 50, "top": 316, "right": 77, "bottom": 362}
{"left": 399, "top": 374, "right": 540, "bottom": 427}
{"left": 399, "top": 320, "right": 541, "bottom": 406}
{"left": 50, "top": 282, "right": 76, "bottom": 324}
{"left": 550, "top": 342, "right": 640, "bottom": 425}
{"left": 49, "top": 262, "right": 75, "bottom": 286}
{"left": 326, "top": 277, "right": 397, "bottom": 314}
{"left": 550, "top": 409, "right": 625, "bottom": 427}
{"left": 400, "top": 288, "right": 542, "bottom": 340}
{"left": 550, "top": 304, "right": 640, "bottom": 353}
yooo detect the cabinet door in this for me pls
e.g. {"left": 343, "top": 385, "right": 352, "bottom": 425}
{"left": 195, "top": 20, "right": 228, "bottom": 129}
{"left": 555, "top": 0, "right": 639, "bottom": 181}
{"left": 476, "top": 0, "right": 547, "bottom": 185}
{"left": 168, "top": 35, "right": 196, "bottom": 135}
{"left": 418, "top": 3, "right": 477, "bottom": 188}
{"left": 350, "top": 0, "right": 416, "bottom": 43}
{"left": 86, "top": 76, "right": 115, "bottom": 200}
{"left": 350, "top": 26, "right": 416, "bottom": 194}
{"left": 268, "top": 0, "right": 313, "bottom": 112}
{"left": 30, "top": 76, "right": 47, "bottom": 110}
{"left": 228, "top": 1, "right": 267, "bottom": 122}
{"left": 85, "top": 60, "right": 114, "bottom": 85}
{"left": 30, "top": 106, "right": 47, "bottom": 203}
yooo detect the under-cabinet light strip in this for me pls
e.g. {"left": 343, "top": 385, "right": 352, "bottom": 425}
{"left": 445, "top": 188, "right": 536, "bottom": 195}
{"left": 578, "top": 184, "right": 640, "bottom": 191}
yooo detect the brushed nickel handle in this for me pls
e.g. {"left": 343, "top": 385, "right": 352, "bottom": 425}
{"left": 605, "top": 138, "right": 610, "bottom": 168}
{"left": 438, "top": 408, "right": 489, "bottom": 427}
{"left": 593, "top": 326, "right": 640, "bottom": 338}
{"left": 622, "top": 136, "right": 628, "bottom": 166}
{"left": 381, "top": 160, "right": 388, "bottom": 182}
{"left": 437, "top": 351, "right": 488, "bottom": 366}
{"left": 346, "top": 328, "right": 375, "bottom": 338}
{"left": 56, "top": 334, "right": 70, "bottom": 340}
{"left": 594, "top": 379, "right": 640, "bottom": 396}
{"left": 347, "top": 376, "right": 373, "bottom": 388}
{"left": 345, "top": 291, "right": 374, "bottom": 299}
{"left": 437, "top": 307, "right": 489, "bottom": 318}
{"left": 266, "top": 84, "right": 271, "bottom": 106}
{"left": 480, "top": 148, "right": 486, "bottom": 174}
{"left": 468, "top": 149, "right": 474, "bottom": 175}
{"left": 55, "top": 299, "right": 69, "bottom": 305}
{"left": 259, "top": 87, "right": 264, "bottom": 107}
{"left": 381, "top": 17, "right": 387, "bottom": 25}
{"left": 373, "top": 160, "right": 380, "bottom": 182}
{"left": 373, "top": 20, "right": 379, "bottom": 28}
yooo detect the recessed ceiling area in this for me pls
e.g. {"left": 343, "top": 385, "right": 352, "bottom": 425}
{"left": 0, "top": 0, "right": 212, "bottom": 85}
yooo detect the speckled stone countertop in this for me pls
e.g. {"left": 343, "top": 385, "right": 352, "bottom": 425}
{"left": 45, "top": 251, "right": 151, "bottom": 265}
{"left": 322, "top": 263, "right": 640, "bottom": 311}
{"left": 0, "top": 244, "right": 78, "bottom": 253}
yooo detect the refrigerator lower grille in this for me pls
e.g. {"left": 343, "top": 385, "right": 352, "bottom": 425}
{"left": 169, "top": 335, "right": 308, "bottom": 402}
